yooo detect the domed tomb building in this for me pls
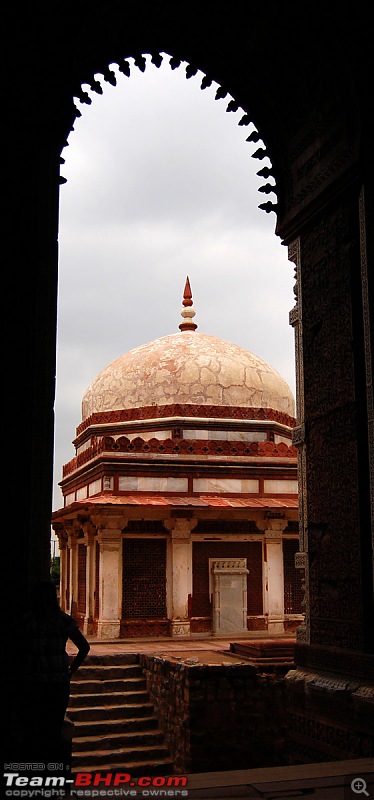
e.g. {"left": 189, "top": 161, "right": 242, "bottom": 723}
{"left": 52, "top": 279, "right": 302, "bottom": 639}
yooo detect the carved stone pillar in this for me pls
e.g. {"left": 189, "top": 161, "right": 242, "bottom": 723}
{"left": 289, "top": 237, "right": 308, "bottom": 643}
{"left": 284, "top": 196, "right": 374, "bottom": 762}
{"left": 82, "top": 521, "right": 97, "bottom": 635}
{"left": 67, "top": 522, "right": 80, "bottom": 618}
{"left": 165, "top": 518, "right": 196, "bottom": 637}
{"left": 94, "top": 517, "right": 125, "bottom": 639}
{"left": 289, "top": 200, "right": 374, "bottom": 656}
{"left": 53, "top": 522, "right": 68, "bottom": 612}
{"left": 264, "top": 519, "right": 287, "bottom": 634}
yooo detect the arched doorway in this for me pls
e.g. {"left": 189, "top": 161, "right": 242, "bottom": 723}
{"left": 5, "top": 1, "right": 373, "bottom": 765}
{"left": 54, "top": 54, "right": 296, "bottom": 513}
{"left": 54, "top": 55, "right": 300, "bottom": 641}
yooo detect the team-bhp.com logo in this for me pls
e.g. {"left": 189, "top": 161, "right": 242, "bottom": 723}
{"left": 3, "top": 770, "right": 189, "bottom": 797}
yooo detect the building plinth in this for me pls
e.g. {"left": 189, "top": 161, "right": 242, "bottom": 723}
{"left": 170, "top": 619, "right": 191, "bottom": 637}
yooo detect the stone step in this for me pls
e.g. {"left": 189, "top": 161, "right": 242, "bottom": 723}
{"left": 68, "top": 653, "right": 174, "bottom": 775}
{"left": 73, "top": 729, "right": 165, "bottom": 753}
{"left": 68, "top": 702, "right": 155, "bottom": 722}
{"left": 72, "top": 715, "right": 159, "bottom": 736}
{"left": 73, "top": 664, "right": 143, "bottom": 681}
{"left": 71, "top": 757, "right": 175, "bottom": 776}
{"left": 70, "top": 677, "right": 146, "bottom": 694}
{"left": 82, "top": 653, "right": 140, "bottom": 666}
{"left": 69, "top": 690, "right": 150, "bottom": 708}
{"left": 72, "top": 744, "right": 171, "bottom": 768}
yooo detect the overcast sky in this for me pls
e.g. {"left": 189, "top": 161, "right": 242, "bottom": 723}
{"left": 54, "top": 54, "right": 296, "bottom": 512}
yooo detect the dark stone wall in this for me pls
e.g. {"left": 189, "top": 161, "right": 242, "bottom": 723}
{"left": 141, "top": 654, "right": 374, "bottom": 770}
{"left": 286, "top": 667, "right": 374, "bottom": 763}
{"left": 299, "top": 189, "right": 373, "bottom": 654}
{"left": 140, "top": 655, "right": 289, "bottom": 773}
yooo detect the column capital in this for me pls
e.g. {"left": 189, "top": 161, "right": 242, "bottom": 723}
{"left": 59, "top": 517, "right": 84, "bottom": 544}
{"left": 264, "top": 517, "right": 288, "bottom": 536}
{"left": 164, "top": 517, "right": 198, "bottom": 540}
{"left": 52, "top": 522, "right": 68, "bottom": 548}
{"left": 64, "top": 520, "right": 82, "bottom": 547}
{"left": 97, "top": 528, "right": 122, "bottom": 549}
{"left": 82, "top": 519, "right": 97, "bottom": 544}
{"left": 90, "top": 513, "right": 128, "bottom": 532}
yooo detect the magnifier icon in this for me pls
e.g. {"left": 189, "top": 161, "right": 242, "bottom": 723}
{"left": 351, "top": 778, "right": 369, "bottom": 796}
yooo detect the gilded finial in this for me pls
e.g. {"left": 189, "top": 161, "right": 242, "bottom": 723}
{"left": 179, "top": 276, "right": 198, "bottom": 332}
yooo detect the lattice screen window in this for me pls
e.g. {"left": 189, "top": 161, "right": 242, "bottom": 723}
{"left": 122, "top": 538, "right": 167, "bottom": 619}
{"left": 283, "top": 538, "right": 303, "bottom": 613}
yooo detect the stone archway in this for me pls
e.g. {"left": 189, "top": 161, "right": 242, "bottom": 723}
{"left": 5, "top": 1, "right": 373, "bottom": 763}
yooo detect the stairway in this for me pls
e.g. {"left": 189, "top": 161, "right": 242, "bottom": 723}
{"left": 67, "top": 653, "right": 174, "bottom": 775}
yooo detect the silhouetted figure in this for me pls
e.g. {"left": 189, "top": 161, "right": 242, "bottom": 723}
{"left": 19, "top": 580, "right": 90, "bottom": 765}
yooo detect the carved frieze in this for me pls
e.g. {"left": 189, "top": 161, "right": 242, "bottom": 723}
{"left": 294, "top": 552, "right": 307, "bottom": 569}
{"left": 62, "top": 432, "right": 298, "bottom": 478}
{"left": 76, "top": 403, "right": 297, "bottom": 437}
{"left": 211, "top": 558, "right": 248, "bottom": 572}
{"left": 292, "top": 424, "right": 305, "bottom": 447}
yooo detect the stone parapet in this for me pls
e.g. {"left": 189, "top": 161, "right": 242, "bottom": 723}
{"left": 140, "top": 654, "right": 289, "bottom": 773}
{"left": 286, "top": 667, "right": 374, "bottom": 763}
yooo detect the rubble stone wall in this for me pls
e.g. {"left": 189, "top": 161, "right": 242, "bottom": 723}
{"left": 140, "top": 654, "right": 289, "bottom": 773}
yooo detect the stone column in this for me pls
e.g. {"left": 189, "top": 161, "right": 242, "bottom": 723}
{"left": 289, "top": 238, "right": 308, "bottom": 642}
{"left": 68, "top": 523, "right": 80, "bottom": 618}
{"left": 264, "top": 519, "right": 287, "bottom": 634}
{"left": 284, "top": 196, "right": 374, "bottom": 762}
{"left": 82, "top": 521, "right": 97, "bottom": 635}
{"left": 165, "top": 518, "right": 196, "bottom": 637}
{"left": 95, "top": 517, "right": 125, "bottom": 639}
{"left": 53, "top": 522, "right": 68, "bottom": 612}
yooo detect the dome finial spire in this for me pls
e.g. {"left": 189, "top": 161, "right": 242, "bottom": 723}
{"left": 179, "top": 276, "right": 198, "bottom": 332}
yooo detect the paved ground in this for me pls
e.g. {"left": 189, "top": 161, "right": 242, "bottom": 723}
{"left": 67, "top": 633, "right": 293, "bottom": 663}
{"left": 68, "top": 634, "right": 233, "bottom": 657}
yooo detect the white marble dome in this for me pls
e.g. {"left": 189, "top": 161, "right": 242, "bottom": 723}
{"left": 81, "top": 330, "right": 295, "bottom": 421}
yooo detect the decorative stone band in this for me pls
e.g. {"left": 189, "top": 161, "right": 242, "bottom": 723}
{"left": 289, "top": 305, "right": 299, "bottom": 327}
{"left": 211, "top": 558, "right": 248, "bottom": 572}
{"left": 295, "top": 551, "right": 307, "bottom": 568}
{"left": 292, "top": 423, "right": 306, "bottom": 447}
{"left": 77, "top": 403, "right": 297, "bottom": 436}
{"left": 62, "top": 434, "right": 297, "bottom": 477}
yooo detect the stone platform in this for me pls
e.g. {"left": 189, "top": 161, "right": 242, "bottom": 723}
{"left": 230, "top": 637, "right": 295, "bottom": 666}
